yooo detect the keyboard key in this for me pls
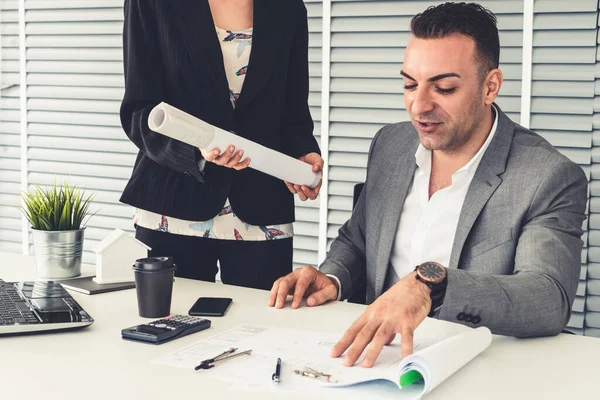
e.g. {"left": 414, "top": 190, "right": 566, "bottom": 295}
{"left": 14, "top": 302, "right": 30, "bottom": 312}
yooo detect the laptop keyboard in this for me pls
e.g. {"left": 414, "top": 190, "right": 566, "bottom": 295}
{"left": 0, "top": 283, "right": 39, "bottom": 326}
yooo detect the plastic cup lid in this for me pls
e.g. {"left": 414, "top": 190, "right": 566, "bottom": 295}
{"left": 133, "top": 256, "right": 176, "bottom": 271}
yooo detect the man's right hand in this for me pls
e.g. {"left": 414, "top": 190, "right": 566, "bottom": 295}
{"left": 268, "top": 266, "right": 339, "bottom": 309}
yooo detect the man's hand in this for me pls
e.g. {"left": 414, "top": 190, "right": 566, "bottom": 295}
{"left": 268, "top": 266, "right": 338, "bottom": 309}
{"left": 201, "top": 145, "right": 251, "bottom": 170}
{"left": 284, "top": 152, "right": 323, "bottom": 201}
{"left": 330, "top": 272, "right": 431, "bottom": 368}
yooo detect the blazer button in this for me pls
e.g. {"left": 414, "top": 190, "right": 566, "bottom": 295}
{"left": 184, "top": 171, "right": 191, "bottom": 177}
{"left": 464, "top": 315, "right": 473, "bottom": 323}
{"left": 457, "top": 313, "right": 465, "bottom": 321}
{"left": 472, "top": 316, "right": 481, "bottom": 324}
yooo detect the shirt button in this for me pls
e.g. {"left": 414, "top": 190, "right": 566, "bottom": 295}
{"left": 457, "top": 313, "right": 465, "bottom": 321}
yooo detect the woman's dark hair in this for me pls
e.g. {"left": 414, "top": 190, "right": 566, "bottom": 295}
{"left": 410, "top": 2, "right": 500, "bottom": 79}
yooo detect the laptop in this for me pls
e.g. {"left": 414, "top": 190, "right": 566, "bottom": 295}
{"left": 0, "top": 279, "right": 94, "bottom": 335}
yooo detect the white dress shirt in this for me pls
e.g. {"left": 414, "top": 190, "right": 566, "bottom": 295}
{"left": 389, "top": 106, "right": 498, "bottom": 282}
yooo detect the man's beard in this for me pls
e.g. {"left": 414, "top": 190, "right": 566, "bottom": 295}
{"left": 415, "top": 100, "right": 483, "bottom": 153}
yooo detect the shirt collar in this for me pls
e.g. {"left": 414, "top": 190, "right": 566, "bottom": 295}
{"left": 414, "top": 104, "right": 499, "bottom": 177}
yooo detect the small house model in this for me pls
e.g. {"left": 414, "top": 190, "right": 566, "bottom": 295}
{"left": 92, "top": 229, "right": 151, "bottom": 284}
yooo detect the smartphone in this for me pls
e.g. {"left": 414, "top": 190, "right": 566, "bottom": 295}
{"left": 188, "top": 297, "right": 233, "bottom": 317}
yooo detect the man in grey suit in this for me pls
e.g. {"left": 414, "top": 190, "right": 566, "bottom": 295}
{"left": 268, "top": 2, "right": 587, "bottom": 367}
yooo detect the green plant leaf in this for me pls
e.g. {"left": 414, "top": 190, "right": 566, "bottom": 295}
{"left": 19, "top": 181, "right": 96, "bottom": 231}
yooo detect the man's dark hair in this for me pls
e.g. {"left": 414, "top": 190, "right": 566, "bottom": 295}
{"left": 410, "top": 2, "right": 500, "bottom": 79}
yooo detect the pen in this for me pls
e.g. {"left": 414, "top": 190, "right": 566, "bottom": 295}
{"left": 272, "top": 357, "right": 281, "bottom": 384}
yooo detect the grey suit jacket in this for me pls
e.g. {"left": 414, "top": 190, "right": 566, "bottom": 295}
{"left": 319, "top": 106, "right": 588, "bottom": 337}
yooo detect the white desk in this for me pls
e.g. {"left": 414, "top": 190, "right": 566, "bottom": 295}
{"left": 1, "top": 252, "right": 599, "bottom": 399}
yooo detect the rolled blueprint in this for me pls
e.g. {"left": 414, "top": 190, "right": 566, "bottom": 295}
{"left": 148, "top": 102, "right": 322, "bottom": 188}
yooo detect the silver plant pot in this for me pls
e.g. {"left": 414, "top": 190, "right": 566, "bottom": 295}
{"left": 32, "top": 229, "right": 85, "bottom": 280}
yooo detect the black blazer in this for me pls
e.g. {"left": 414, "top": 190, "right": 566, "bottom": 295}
{"left": 119, "top": 0, "right": 320, "bottom": 226}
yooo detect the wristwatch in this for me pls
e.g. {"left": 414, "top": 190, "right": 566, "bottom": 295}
{"left": 414, "top": 262, "right": 448, "bottom": 318}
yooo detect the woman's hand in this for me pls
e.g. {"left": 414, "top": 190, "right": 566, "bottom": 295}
{"left": 201, "top": 145, "right": 251, "bottom": 170}
{"left": 284, "top": 152, "right": 323, "bottom": 201}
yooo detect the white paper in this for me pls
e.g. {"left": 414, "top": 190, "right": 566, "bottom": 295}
{"left": 154, "top": 325, "right": 267, "bottom": 369}
{"left": 398, "top": 326, "right": 492, "bottom": 396}
{"left": 154, "top": 324, "right": 491, "bottom": 399}
{"left": 155, "top": 324, "right": 424, "bottom": 399}
{"left": 148, "top": 102, "right": 322, "bottom": 188}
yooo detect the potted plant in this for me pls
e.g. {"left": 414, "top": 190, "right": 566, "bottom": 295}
{"left": 20, "top": 182, "right": 95, "bottom": 279}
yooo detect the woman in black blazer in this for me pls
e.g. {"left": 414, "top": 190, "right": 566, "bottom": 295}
{"left": 120, "top": 0, "right": 322, "bottom": 290}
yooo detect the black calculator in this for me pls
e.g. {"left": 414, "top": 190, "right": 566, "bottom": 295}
{"left": 121, "top": 314, "right": 211, "bottom": 344}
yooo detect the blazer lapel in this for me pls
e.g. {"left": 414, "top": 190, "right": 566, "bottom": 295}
{"left": 234, "top": 0, "right": 287, "bottom": 115}
{"left": 169, "top": 1, "right": 232, "bottom": 114}
{"left": 448, "top": 106, "right": 514, "bottom": 268}
{"left": 374, "top": 139, "right": 419, "bottom": 297}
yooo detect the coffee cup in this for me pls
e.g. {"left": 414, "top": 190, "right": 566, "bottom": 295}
{"left": 133, "top": 256, "right": 177, "bottom": 318}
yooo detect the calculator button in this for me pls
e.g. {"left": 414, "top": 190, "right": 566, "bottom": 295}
{"left": 154, "top": 323, "right": 167, "bottom": 328}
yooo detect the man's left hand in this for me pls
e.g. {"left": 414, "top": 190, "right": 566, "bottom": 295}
{"left": 284, "top": 152, "right": 323, "bottom": 201}
{"left": 330, "top": 272, "right": 432, "bottom": 368}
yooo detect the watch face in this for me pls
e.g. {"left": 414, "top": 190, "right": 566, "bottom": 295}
{"left": 419, "top": 262, "right": 445, "bottom": 283}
